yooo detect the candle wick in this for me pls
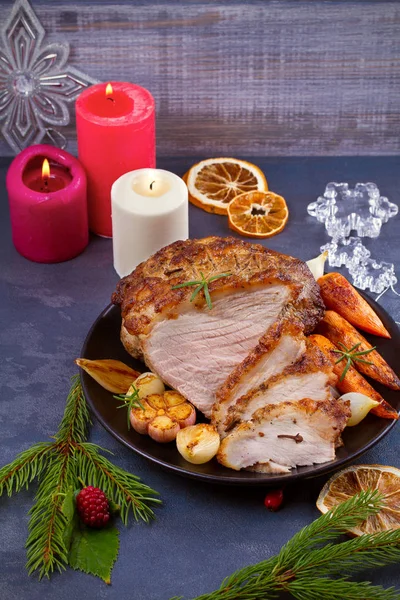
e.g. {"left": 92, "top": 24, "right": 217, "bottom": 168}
{"left": 107, "top": 96, "right": 115, "bottom": 103}
{"left": 150, "top": 181, "right": 156, "bottom": 190}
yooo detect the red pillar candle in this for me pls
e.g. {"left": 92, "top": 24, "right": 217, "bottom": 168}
{"left": 6, "top": 144, "right": 88, "bottom": 263}
{"left": 76, "top": 82, "right": 155, "bottom": 237}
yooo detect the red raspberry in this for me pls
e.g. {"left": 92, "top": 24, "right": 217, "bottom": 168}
{"left": 76, "top": 486, "right": 110, "bottom": 528}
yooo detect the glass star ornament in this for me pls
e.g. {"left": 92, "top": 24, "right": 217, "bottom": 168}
{"left": 307, "top": 182, "right": 398, "bottom": 238}
{"left": 0, "top": 0, "right": 97, "bottom": 153}
{"left": 348, "top": 258, "right": 397, "bottom": 295}
{"left": 320, "top": 236, "right": 371, "bottom": 269}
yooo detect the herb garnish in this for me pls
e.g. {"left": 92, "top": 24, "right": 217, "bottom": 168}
{"left": 172, "top": 271, "right": 232, "bottom": 309}
{"left": 113, "top": 385, "right": 144, "bottom": 429}
{"left": 333, "top": 342, "right": 376, "bottom": 381}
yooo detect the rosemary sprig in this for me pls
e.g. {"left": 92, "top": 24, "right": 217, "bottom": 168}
{"left": 174, "top": 490, "right": 400, "bottom": 600}
{"left": 0, "top": 375, "right": 160, "bottom": 581}
{"left": 172, "top": 271, "right": 232, "bottom": 309}
{"left": 333, "top": 341, "right": 376, "bottom": 381}
{"left": 113, "top": 385, "right": 144, "bottom": 429}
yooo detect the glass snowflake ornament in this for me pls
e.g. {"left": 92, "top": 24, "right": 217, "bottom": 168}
{"left": 348, "top": 259, "right": 398, "bottom": 295}
{"left": 307, "top": 182, "right": 398, "bottom": 239}
{"left": 0, "top": 0, "right": 97, "bottom": 153}
{"left": 320, "top": 237, "right": 371, "bottom": 270}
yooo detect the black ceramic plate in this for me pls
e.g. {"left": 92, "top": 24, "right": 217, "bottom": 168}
{"left": 80, "top": 293, "right": 400, "bottom": 486}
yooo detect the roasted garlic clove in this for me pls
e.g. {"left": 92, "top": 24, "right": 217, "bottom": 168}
{"left": 146, "top": 393, "right": 166, "bottom": 410}
{"left": 176, "top": 424, "right": 220, "bottom": 464}
{"left": 135, "top": 372, "right": 165, "bottom": 399}
{"left": 130, "top": 401, "right": 158, "bottom": 434}
{"left": 340, "top": 392, "right": 380, "bottom": 426}
{"left": 75, "top": 358, "right": 140, "bottom": 393}
{"left": 168, "top": 402, "right": 196, "bottom": 428}
{"left": 164, "top": 390, "right": 186, "bottom": 407}
{"left": 148, "top": 415, "right": 180, "bottom": 443}
{"left": 306, "top": 251, "right": 328, "bottom": 281}
{"left": 127, "top": 384, "right": 196, "bottom": 443}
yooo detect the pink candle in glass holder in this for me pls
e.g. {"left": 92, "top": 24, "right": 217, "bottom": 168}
{"left": 6, "top": 144, "right": 88, "bottom": 263}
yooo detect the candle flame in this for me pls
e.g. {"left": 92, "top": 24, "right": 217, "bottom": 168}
{"left": 105, "top": 83, "right": 113, "bottom": 97}
{"left": 42, "top": 158, "right": 50, "bottom": 180}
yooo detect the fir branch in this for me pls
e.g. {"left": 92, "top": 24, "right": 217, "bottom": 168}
{"left": 286, "top": 577, "right": 400, "bottom": 600}
{"left": 0, "top": 442, "right": 53, "bottom": 497}
{"left": 26, "top": 451, "right": 75, "bottom": 579}
{"left": 55, "top": 374, "right": 91, "bottom": 445}
{"left": 0, "top": 375, "right": 161, "bottom": 583}
{"left": 179, "top": 491, "right": 398, "bottom": 600}
{"left": 274, "top": 489, "right": 384, "bottom": 570}
{"left": 290, "top": 529, "right": 400, "bottom": 578}
{"left": 74, "top": 442, "right": 161, "bottom": 525}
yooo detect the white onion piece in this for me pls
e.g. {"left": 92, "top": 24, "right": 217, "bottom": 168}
{"left": 176, "top": 424, "right": 220, "bottom": 464}
{"left": 339, "top": 392, "right": 380, "bottom": 427}
{"left": 306, "top": 251, "right": 328, "bottom": 281}
{"left": 132, "top": 372, "right": 165, "bottom": 399}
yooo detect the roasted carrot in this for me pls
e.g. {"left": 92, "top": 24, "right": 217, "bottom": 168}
{"left": 315, "top": 311, "right": 400, "bottom": 391}
{"left": 308, "top": 334, "right": 398, "bottom": 420}
{"left": 317, "top": 272, "right": 390, "bottom": 338}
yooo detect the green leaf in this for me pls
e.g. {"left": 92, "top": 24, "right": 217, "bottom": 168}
{"left": 61, "top": 487, "right": 78, "bottom": 552}
{"left": 68, "top": 524, "right": 119, "bottom": 584}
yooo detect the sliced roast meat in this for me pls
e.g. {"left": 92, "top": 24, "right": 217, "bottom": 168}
{"left": 217, "top": 398, "right": 350, "bottom": 473}
{"left": 219, "top": 341, "right": 335, "bottom": 433}
{"left": 112, "top": 237, "right": 325, "bottom": 416}
{"left": 142, "top": 285, "right": 292, "bottom": 417}
{"left": 212, "top": 319, "right": 306, "bottom": 431}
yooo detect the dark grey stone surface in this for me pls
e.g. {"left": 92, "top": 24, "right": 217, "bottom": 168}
{"left": 0, "top": 156, "right": 399, "bottom": 600}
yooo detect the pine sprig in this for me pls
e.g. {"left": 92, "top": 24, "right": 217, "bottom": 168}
{"left": 286, "top": 577, "right": 400, "bottom": 600}
{"left": 26, "top": 454, "right": 74, "bottom": 579}
{"left": 179, "top": 491, "right": 400, "bottom": 600}
{"left": 290, "top": 529, "right": 400, "bottom": 578}
{"left": 55, "top": 374, "right": 91, "bottom": 444}
{"left": 0, "top": 374, "right": 160, "bottom": 582}
{"left": 75, "top": 442, "right": 161, "bottom": 525}
{"left": 274, "top": 488, "right": 383, "bottom": 569}
{"left": 0, "top": 442, "right": 53, "bottom": 497}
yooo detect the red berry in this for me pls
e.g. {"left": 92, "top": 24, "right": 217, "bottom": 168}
{"left": 264, "top": 489, "right": 284, "bottom": 512}
{"left": 76, "top": 486, "right": 110, "bottom": 528}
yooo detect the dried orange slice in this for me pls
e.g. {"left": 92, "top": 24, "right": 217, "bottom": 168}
{"left": 227, "top": 190, "right": 288, "bottom": 238}
{"left": 184, "top": 158, "right": 268, "bottom": 215}
{"left": 317, "top": 464, "right": 400, "bottom": 536}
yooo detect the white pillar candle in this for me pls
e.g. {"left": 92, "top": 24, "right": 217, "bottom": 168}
{"left": 111, "top": 168, "right": 189, "bottom": 277}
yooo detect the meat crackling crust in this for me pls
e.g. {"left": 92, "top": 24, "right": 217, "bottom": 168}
{"left": 112, "top": 237, "right": 325, "bottom": 340}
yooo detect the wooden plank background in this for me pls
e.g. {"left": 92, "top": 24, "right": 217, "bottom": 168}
{"left": 1, "top": 0, "right": 399, "bottom": 157}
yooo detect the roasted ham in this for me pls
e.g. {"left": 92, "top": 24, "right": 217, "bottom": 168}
{"left": 112, "top": 237, "right": 324, "bottom": 417}
{"left": 217, "top": 398, "right": 350, "bottom": 473}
